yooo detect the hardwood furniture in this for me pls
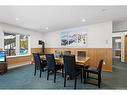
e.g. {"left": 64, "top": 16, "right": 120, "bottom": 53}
{"left": 40, "top": 55, "right": 90, "bottom": 67}
{"left": 33, "top": 53, "right": 47, "bottom": 78}
{"left": 0, "top": 62, "right": 7, "bottom": 75}
{"left": 83, "top": 59, "right": 104, "bottom": 88}
{"left": 63, "top": 55, "right": 82, "bottom": 89}
{"left": 45, "top": 54, "right": 64, "bottom": 83}
{"left": 64, "top": 51, "right": 71, "bottom": 55}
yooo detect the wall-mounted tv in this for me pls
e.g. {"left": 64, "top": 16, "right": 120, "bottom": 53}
{"left": 0, "top": 51, "right": 6, "bottom": 63}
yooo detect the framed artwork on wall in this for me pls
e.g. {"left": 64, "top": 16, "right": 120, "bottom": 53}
{"left": 60, "top": 28, "right": 88, "bottom": 48}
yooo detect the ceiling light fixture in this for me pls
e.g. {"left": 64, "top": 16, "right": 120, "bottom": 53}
{"left": 16, "top": 18, "right": 20, "bottom": 21}
{"left": 82, "top": 18, "right": 86, "bottom": 22}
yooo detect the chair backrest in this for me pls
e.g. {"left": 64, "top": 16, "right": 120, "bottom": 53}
{"left": 64, "top": 51, "right": 71, "bottom": 55}
{"left": 45, "top": 54, "right": 56, "bottom": 70}
{"left": 32, "top": 53, "right": 41, "bottom": 66}
{"left": 77, "top": 50, "right": 87, "bottom": 61}
{"left": 63, "top": 55, "right": 76, "bottom": 77}
{"left": 97, "top": 59, "right": 104, "bottom": 72}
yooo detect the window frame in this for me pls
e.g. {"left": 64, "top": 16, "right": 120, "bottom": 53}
{"left": 4, "top": 32, "right": 31, "bottom": 57}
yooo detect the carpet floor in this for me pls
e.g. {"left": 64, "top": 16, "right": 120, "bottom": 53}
{"left": 0, "top": 58, "right": 127, "bottom": 89}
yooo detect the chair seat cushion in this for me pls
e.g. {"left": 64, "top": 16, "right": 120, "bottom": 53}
{"left": 84, "top": 67, "right": 99, "bottom": 74}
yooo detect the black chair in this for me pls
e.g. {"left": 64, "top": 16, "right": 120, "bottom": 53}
{"left": 64, "top": 51, "right": 71, "bottom": 55}
{"left": 45, "top": 53, "right": 64, "bottom": 83}
{"left": 63, "top": 55, "right": 82, "bottom": 89}
{"left": 33, "top": 53, "right": 47, "bottom": 78}
{"left": 83, "top": 59, "right": 104, "bottom": 88}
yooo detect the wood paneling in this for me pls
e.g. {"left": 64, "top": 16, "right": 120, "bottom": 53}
{"left": 45, "top": 48, "right": 112, "bottom": 72}
{"left": 6, "top": 47, "right": 112, "bottom": 72}
{"left": 125, "top": 35, "right": 127, "bottom": 63}
{"left": 31, "top": 48, "right": 42, "bottom": 53}
{"left": 7, "top": 48, "right": 42, "bottom": 65}
{"left": 7, "top": 55, "right": 31, "bottom": 65}
{"left": 31, "top": 48, "right": 42, "bottom": 64}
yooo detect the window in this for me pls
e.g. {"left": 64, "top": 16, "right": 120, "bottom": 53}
{"left": 20, "top": 35, "right": 28, "bottom": 55}
{"left": 4, "top": 32, "right": 30, "bottom": 56}
{"left": 4, "top": 33, "right": 16, "bottom": 56}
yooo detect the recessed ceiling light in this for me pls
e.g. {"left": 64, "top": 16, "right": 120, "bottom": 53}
{"left": 16, "top": 18, "right": 20, "bottom": 21}
{"left": 82, "top": 18, "right": 86, "bottom": 22}
{"left": 45, "top": 27, "right": 49, "bottom": 30}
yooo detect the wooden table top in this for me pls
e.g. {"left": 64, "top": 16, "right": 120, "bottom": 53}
{"left": 40, "top": 55, "right": 90, "bottom": 66}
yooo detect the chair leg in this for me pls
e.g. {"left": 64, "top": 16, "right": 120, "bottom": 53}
{"left": 34, "top": 65, "right": 36, "bottom": 76}
{"left": 40, "top": 68, "right": 42, "bottom": 78}
{"left": 62, "top": 68, "right": 64, "bottom": 77}
{"left": 87, "top": 72, "right": 89, "bottom": 79}
{"left": 74, "top": 77, "right": 77, "bottom": 89}
{"left": 100, "top": 74, "right": 101, "bottom": 83}
{"left": 98, "top": 74, "right": 101, "bottom": 88}
{"left": 81, "top": 70, "right": 82, "bottom": 83}
{"left": 54, "top": 70, "right": 56, "bottom": 83}
{"left": 64, "top": 75, "right": 66, "bottom": 87}
{"left": 47, "top": 70, "right": 49, "bottom": 80}
{"left": 84, "top": 71, "right": 86, "bottom": 83}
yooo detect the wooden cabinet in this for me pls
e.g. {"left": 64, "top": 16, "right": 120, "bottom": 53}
{"left": 0, "top": 63, "right": 7, "bottom": 75}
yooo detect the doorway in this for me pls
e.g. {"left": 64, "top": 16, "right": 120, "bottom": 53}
{"left": 112, "top": 37, "right": 121, "bottom": 62}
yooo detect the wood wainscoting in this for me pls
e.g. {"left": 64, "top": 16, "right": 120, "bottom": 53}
{"left": 6, "top": 47, "right": 112, "bottom": 72}
{"left": 7, "top": 48, "right": 42, "bottom": 65}
{"left": 125, "top": 35, "right": 127, "bottom": 63}
{"left": 7, "top": 55, "right": 31, "bottom": 65}
{"left": 45, "top": 48, "right": 112, "bottom": 72}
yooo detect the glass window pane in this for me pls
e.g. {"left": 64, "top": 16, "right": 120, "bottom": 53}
{"left": 20, "top": 35, "right": 28, "bottom": 55}
{"left": 4, "top": 33, "right": 16, "bottom": 56}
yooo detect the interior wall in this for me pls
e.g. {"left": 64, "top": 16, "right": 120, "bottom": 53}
{"left": 45, "top": 48, "right": 112, "bottom": 72}
{"left": 0, "top": 23, "right": 44, "bottom": 49}
{"left": 43, "top": 21, "right": 113, "bottom": 72}
{"left": 44, "top": 21, "right": 112, "bottom": 48}
{"left": 0, "top": 23, "right": 44, "bottom": 65}
{"left": 113, "top": 21, "right": 127, "bottom": 32}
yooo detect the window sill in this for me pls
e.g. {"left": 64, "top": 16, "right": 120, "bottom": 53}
{"left": 7, "top": 54, "right": 31, "bottom": 59}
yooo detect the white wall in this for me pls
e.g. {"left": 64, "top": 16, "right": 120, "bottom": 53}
{"left": 113, "top": 21, "right": 127, "bottom": 32}
{"left": 0, "top": 23, "right": 44, "bottom": 49}
{"left": 44, "top": 21, "right": 112, "bottom": 48}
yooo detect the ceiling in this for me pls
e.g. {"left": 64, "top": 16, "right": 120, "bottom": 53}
{"left": 0, "top": 6, "right": 127, "bottom": 32}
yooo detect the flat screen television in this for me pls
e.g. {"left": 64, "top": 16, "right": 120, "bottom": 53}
{"left": 0, "top": 51, "right": 6, "bottom": 63}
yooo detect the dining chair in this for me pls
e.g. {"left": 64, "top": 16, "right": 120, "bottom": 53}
{"left": 83, "top": 59, "right": 104, "bottom": 88}
{"left": 45, "top": 53, "right": 64, "bottom": 83}
{"left": 64, "top": 51, "right": 71, "bottom": 55}
{"left": 32, "top": 53, "right": 47, "bottom": 78}
{"left": 63, "top": 55, "right": 82, "bottom": 89}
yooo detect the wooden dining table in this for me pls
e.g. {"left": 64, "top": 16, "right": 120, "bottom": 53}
{"left": 40, "top": 55, "right": 90, "bottom": 68}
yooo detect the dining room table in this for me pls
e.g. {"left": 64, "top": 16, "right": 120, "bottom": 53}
{"left": 40, "top": 54, "right": 90, "bottom": 67}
